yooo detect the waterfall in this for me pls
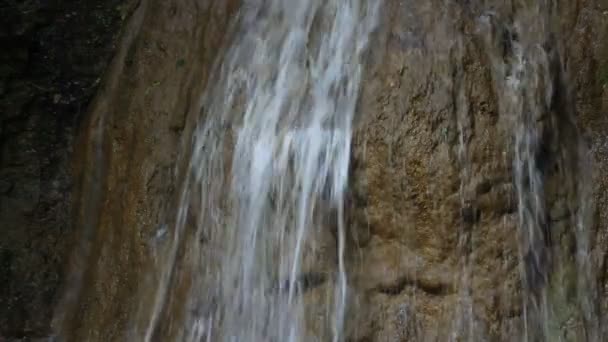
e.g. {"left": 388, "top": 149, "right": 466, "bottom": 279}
{"left": 143, "top": 1, "right": 380, "bottom": 341}
{"left": 478, "top": 2, "right": 600, "bottom": 340}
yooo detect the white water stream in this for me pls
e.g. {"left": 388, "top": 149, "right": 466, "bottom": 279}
{"left": 143, "top": 1, "right": 380, "bottom": 341}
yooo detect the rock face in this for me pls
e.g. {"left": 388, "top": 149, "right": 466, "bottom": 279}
{"left": 3, "top": 0, "right": 607, "bottom": 341}
{"left": 347, "top": 0, "right": 608, "bottom": 340}
{"left": 51, "top": 1, "right": 239, "bottom": 341}
{"left": 0, "top": 0, "right": 128, "bottom": 338}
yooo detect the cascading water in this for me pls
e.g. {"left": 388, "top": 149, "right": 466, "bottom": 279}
{"left": 478, "top": 2, "right": 600, "bottom": 341}
{"left": 44, "top": 1, "right": 607, "bottom": 341}
{"left": 142, "top": 1, "right": 380, "bottom": 341}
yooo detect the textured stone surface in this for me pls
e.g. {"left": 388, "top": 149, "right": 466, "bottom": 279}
{"left": 52, "top": 1, "right": 239, "bottom": 340}
{"left": 0, "top": 0, "right": 129, "bottom": 338}
{"left": 345, "top": 0, "right": 608, "bottom": 340}
{"left": 347, "top": 2, "right": 513, "bottom": 339}
{"left": 4, "top": 0, "right": 608, "bottom": 341}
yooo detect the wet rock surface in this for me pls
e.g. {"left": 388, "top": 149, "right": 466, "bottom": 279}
{"left": 2, "top": 0, "right": 608, "bottom": 341}
{"left": 50, "top": 1, "right": 240, "bottom": 340}
{"left": 0, "top": 0, "right": 129, "bottom": 338}
{"left": 346, "top": 0, "right": 608, "bottom": 340}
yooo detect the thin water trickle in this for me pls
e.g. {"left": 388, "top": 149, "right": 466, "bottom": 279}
{"left": 142, "top": 1, "right": 380, "bottom": 341}
{"left": 479, "top": 2, "right": 600, "bottom": 340}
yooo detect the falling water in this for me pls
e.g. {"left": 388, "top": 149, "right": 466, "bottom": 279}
{"left": 478, "top": 2, "right": 599, "bottom": 341}
{"left": 42, "top": 1, "right": 605, "bottom": 341}
{"left": 143, "top": 1, "right": 380, "bottom": 341}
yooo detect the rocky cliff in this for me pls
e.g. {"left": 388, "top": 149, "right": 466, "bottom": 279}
{"left": 1, "top": 0, "right": 129, "bottom": 338}
{"left": 1, "top": 0, "right": 607, "bottom": 341}
{"left": 349, "top": 0, "right": 608, "bottom": 340}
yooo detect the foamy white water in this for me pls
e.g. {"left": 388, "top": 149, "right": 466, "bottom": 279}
{"left": 143, "top": 1, "right": 380, "bottom": 341}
